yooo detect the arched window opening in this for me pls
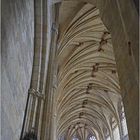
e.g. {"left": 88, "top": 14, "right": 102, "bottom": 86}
{"left": 89, "top": 135, "right": 97, "bottom": 140}
{"left": 87, "top": 134, "right": 97, "bottom": 140}
{"left": 120, "top": 102, "right": 128, "bottom": 137}
{"left": 118, "top": 101, "right": 129, "bottom": 140}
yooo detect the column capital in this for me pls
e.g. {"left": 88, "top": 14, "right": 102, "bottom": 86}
{"left": 52, "top": 23, "right": 58, "bottom": 34}
{"left": 28, "top": 88, "right": 45, "bottom": 100}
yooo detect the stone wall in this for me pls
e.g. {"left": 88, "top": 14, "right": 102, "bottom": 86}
{"left": 96, "top": 0, "right": 139, "bottom": 140}
{"left": 1, "top": 0, "right": 34, "bottom": 140}
{"left": 82, "top": 0, "right": 138, "bottom": 139}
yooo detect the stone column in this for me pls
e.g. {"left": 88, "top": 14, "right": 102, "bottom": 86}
{"left": 40, "top": 3, "right": 60, "bottom": 139}
{"left": 20, "top": 0, "right": 52, "bottom": 139}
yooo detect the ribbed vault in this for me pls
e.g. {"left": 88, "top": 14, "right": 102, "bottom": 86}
{"left": 55, "top": 2, "right": 123, "bottom": 140}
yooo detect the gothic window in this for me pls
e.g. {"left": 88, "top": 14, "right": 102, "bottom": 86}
{"left": 120, "top": 102, "right": 128, "bottom": 137}
{"left": 88, "top": 135, "right": 97, "bottom": 140}
{"left": 87, "top": 134, "right": 97, "bottom": 140}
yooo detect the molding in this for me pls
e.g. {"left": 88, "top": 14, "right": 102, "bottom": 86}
{"left": 28, "top": 89, "right": 45, "bottom": 100}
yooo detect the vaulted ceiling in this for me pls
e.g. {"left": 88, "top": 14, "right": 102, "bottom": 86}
{"left": 55, "top": 2, "right": 122, "bottom": 139}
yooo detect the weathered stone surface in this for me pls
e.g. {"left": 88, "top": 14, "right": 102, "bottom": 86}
{"left": 1, "top": 0, "right": 34, "bottom": 139}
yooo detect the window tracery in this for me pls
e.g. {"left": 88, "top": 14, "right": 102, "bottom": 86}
{"left": 88, "top": 135, "right": 97, "bottom": 140}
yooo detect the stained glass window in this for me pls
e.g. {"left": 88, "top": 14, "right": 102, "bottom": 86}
{"left": 88, "top": 135, "right": 97, "bottom": 140}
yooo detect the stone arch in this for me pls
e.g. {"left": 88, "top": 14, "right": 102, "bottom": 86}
{"left": 20, "top": 0, "right": 138, "bottom": 140}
